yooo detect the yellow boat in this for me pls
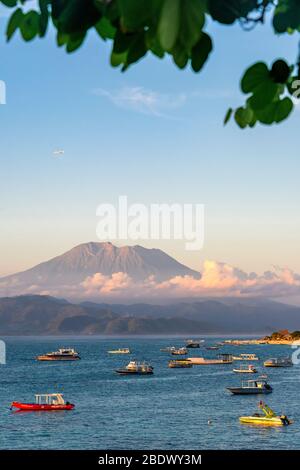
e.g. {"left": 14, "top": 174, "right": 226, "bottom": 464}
{"left": 239, "top": 401, "right": 293, "bottom": 426}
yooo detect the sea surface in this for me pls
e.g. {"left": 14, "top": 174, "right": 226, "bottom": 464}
{"left": 0, "top": 336, "right": 299, "bottom": 450}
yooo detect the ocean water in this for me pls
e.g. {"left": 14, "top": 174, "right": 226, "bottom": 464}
{"left": 0, "top": 336, "right": 299, "bottom": 450}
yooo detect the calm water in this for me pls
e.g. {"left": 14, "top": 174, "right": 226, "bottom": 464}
{"left": 0, "top": 336, "right": 299, "bottom": 450}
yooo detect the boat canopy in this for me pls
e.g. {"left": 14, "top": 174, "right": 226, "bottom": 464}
{"left": 35, "top": 393, "right": 65, "bottom": 405}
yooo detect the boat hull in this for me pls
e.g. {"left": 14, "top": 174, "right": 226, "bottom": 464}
{"left": 116, "top": 369, "right": 153, "bottom": 375}
{"left": 228, "top": 387, "right": 272, "bottom": 395}
{"left": 11, "top": 402, "right": 75, "bottom": 411}
{"left": 188, "top": 357, "right": 232, "bottom": 365}
{"left": 37, "top": 356, "right": 80, "bottom": 361}
{"left": 239, "top": 416, "right": 290, "bottom": 426}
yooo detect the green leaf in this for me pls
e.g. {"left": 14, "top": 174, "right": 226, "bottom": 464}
{"left": 255, "top": 97, "right": 293, "bottom": 124}
{"left": 234, "top": 106, "right": 253, "bottom": 128}
{"left": 172, "top": 43, "right": 189, "bottom": 69}
{"left": 118, "top": 0, "right": 155, "bottom": 30}
{"left": 66, "top": 32, "right": 86, "bottom": 53}
{"left": 273, "top": 0, "right": 300, "bottom": 34}
{"left": 191, "top": 32, "right": 212, "bottom": 72}
{"left": 241, "top": 62, "right": 269, "bottom": 94}
{"left": 248, "top": 80, "right": 279, "bottom": 110}
{"left": 95, "top": 17, "right": 116, "bottom": 40}
{"left": 20, "top": 11, "right": 40, "bottom": 42}
{"left": 110, "top": 50, "right": 127, "bottom": 68}
{"left": 179, "top": 0, "right": 205, "bottom": 49}
{"left": 224, "top": 108, "right": 233, "bottom": 125}
{"left": 6, "top": 7, "right": 23, "bottom": 41}
{"left": 126, "top": 32, "right": 147, "bottom": 67}
{"left": 39, "top": 0, "right": 49, "bottom": 38}
{"left": 158, "top": 0, "right": 180, "bottom": 51}
{"left": 1, "top": 0, "right": 17, "bottom": 7}
{"left": 208, "top": 0, "right": 258, "bottom": 24}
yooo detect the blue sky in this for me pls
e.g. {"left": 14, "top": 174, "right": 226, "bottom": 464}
{"left": 0, "top": 7, "right": 299, "bottom": 276}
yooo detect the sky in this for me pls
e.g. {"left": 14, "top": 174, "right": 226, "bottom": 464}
{"left": 0, "top": 4, "right": 300, "bottom": 283}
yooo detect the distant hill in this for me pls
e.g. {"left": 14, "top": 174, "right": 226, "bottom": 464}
{"left": 0, "top": 242, "right": 200, "bottom": 297}
{"left": 0, "top": 295, "right": 299, "bottom": 335}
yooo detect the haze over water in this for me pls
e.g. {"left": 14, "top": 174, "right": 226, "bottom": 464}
{"left": 0, "top": 337, "right": 299, "bottom": 450}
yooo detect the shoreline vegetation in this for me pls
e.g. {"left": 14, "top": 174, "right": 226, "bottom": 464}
{"left": 226, "top": 330, "right": 300, "bottom": 346}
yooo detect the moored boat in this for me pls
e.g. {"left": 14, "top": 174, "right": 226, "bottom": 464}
{"left": 171, "top": 347, "right": 188, "bottom": 356}
{"left": 232, "top": 353, "right": 259, "bottom": 361}
{"left": 11, "top": 394, "right": 74, "bottom": 411}
{"left": 108, "top": 348, "right": 131, "bottom": 354}
{"left": 185, "top": 339, "right": 201, "bottom": 348}
{"left": 233, "top": 364, "right": 257, "bottom": 373}
{"left": 160, "top": 346, "right": 176, "bottom": 353}
{"left": 168, "top": 359, "right": 192, "bottom": 368}
{"left": 37, "top": 347, "right": 80, "bottom": 361}
{"left": 205, "top": 346, "right": 220, "bottom": 350}
{"left": 116, "top": 360, "right": 153, "bottom": 375}
{"left": 188, "top": 354, "right": 233, "bottom": 365}
{"left": 264, "top": 357, "right": 293, "bottom": 367}
{"left": 227, "top": 379, "right": 272, "bottom": 395}
{"left": 239, "top": 401, "right": 292, "bottom": 426}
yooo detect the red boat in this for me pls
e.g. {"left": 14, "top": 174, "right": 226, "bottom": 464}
{"left": 11, "top": 393, "right": 75, "bottom": 411}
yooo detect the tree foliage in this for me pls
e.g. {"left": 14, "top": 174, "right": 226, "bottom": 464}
{"left": 1, "top": 0, "right": 300, "bottom": 128}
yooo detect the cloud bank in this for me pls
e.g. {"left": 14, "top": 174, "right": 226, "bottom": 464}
{"left": 78, "top": 260, "right": 300, "bottom": 300}
{"left": 1, "top": 260, "right": 300, "bottom": 301}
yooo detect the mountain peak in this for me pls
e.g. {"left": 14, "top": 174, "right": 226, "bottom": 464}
{"left": 0, "top": 242, "right": 200, "bottom": 298}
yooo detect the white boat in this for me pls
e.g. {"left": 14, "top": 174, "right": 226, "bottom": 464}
{"left": 116, "top": 361, "right": 153, "bottom": 375}
{"left": 264, "top": 357, "right": 293, "bottom": 367}
{"left": 233, "top": 353, "right": 259, "bottom": 361}
{"left": 233, "top": 364, "right": 257, "bottom": 373}
{"left": 108, "top": 348, "right": 130, "bottom": 354}
{"left": 188, "top": 354, "right": 233, "bottom": 365}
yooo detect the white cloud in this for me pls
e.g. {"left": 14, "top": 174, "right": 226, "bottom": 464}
{"left": 93, "top": 86, "right": 187, "bottom": 117}
{"left": 2, "top": 260, "right": 300, "bottom": 301}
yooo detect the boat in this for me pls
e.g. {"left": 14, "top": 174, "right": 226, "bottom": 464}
{"left": 232, "top": 353, "right": 259, "bottom": 361}
{"left": 264, "top": 357, "right": 293, "bottom": 367}
{"left": 36, "top": 347, "right": 80, "bottom": 361}
{"left": 171, "top": 347, "right": 188, "bottom": 356}
{"left": 116, "top": 360, "right": 154, "bottom": 375}
{"left": 233, "top": 364, "right": 257, "bottom": 374}
{"left": 185, "top": 339, "right": 201, "bottom": 348}
{"left": 108, "top": 348, "right": 130, "bottom": 354}
{"left": 11, "top": 394, "right": 75, "bottom": 411}
{"left": 188, "top": 354, "right": 233, "bottom": 365}
{"left": 239, "top": 401, "right": 293, "bottom": 426}
{"left": 227, "top": 379, "right": 272, "bottom": 395}
{"left": 168, "top": 359, "right": 192, "bottom": 368}
{"left": 160, "top": 346, "right": 176, "bottom": 353}
{"left": 205, "top": 346, "right": 220, "bottom": 350}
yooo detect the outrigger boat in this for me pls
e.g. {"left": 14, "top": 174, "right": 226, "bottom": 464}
{"left": 264, "top": 357, "right": 293, "bottom": 367}
{"left": 116, "top": 360, "right": 153, "bottom": 375}
{"left": 171, "top": 347, "right": 188, "bottom": 356}
{"left": 11, "top": 394, "right": 75, "bottom": 411}
{"left": 233, "top": 364, "right": 257, "bottom": 374}
{"left": 108, "top": 348, "right": 130, "bottom": 354}
{"left": 240, "top": 401, "right": 293, "bottom": 426}
{"left": 227, "top": 378, "right": 272, "bottom": 395}
{"left": 188, "top": 354, "right": 233, "bottom": 365}
{"left": 168, "top": 359, "right": 192, "bottom": 368}
{"left": 36, "top": 348, "right": 80, "bottom": 361}
{"left": 160, "top": 346, "right": 176, "bottom": 353}
{"left": 185, "top": 339, "right": 201, "bottom": 348}
{"left": 232, "top": 353, "right": 259, "bottom": 361}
